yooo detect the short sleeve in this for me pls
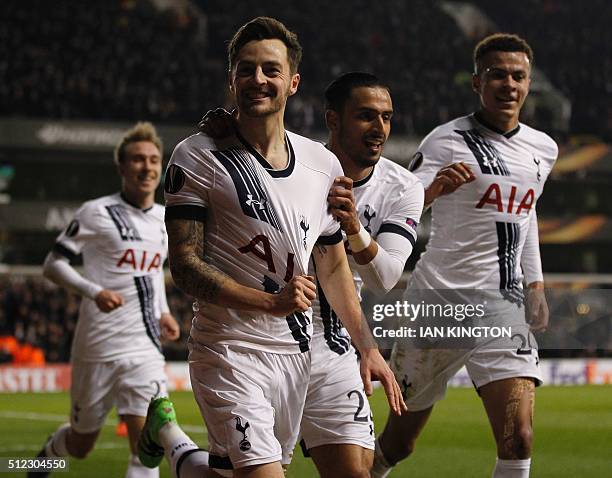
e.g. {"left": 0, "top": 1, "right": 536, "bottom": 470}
{"left": 164, "top": 136, "right": 215, "bottom": 222}
{"left": 317, "top": 152, "right": 344, "bottom": 241}
{"left": 376, "top": 180, "right": 424, "bottom": 247}
{"left": 407, "top": 127, "right": 453, "bottom": 189}
{"left": 53, "top": 203, "right": 99, "bottom": 261}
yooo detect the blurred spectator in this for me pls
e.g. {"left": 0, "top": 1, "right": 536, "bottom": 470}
{"left": 1, "top": 274, "right": 610, "bottom": 361}
{"left": 4, "top": 0, "right": 605, "bottom": 138}
{"left": 0, "top": 275, "right": 193, "bottom": 362}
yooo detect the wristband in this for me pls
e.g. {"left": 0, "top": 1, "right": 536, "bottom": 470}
{"left": 347, "top": 223, "right": 372, "bottom": 253}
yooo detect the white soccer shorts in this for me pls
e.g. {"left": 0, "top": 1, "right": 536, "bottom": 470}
{"left": 70, "top": 356, "right": 167, "bottom": 433}
{"left": 390, "top": 299, "right": 542, "bottom": 412}
{"left": 300, "top": 345, "right": 374, "bottom": 452}
{"left": 188, "top": 340, "right": 310, "bottom": 472}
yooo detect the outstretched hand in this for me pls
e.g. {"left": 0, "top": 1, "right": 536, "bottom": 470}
{"left": 360, "top": 348, "right": 407, "bottom": 416}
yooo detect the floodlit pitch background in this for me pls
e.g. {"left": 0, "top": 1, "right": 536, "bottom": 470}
{"left": 1, "top": 387, "right": 610, "bottom": 477}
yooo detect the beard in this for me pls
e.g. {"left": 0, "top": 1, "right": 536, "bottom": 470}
{"left": 236, "top": 84, "right": 292, "bottom": 118}
{"left": 338, "top": 129, "right": 383, "bottom": 168}
{"left": 239, "top": 98, "right": 284, "bottom": 117}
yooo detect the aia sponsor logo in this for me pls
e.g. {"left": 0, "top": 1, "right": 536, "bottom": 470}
{"left": 476, "top": 183, "right": 534, "bottom": 215}
{"left": 117, "top": 249, "right": 162, "bottom": 272}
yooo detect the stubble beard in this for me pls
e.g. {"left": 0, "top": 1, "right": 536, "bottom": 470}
{"left": 238, "top": 85, "right": 291, "bottom": 118}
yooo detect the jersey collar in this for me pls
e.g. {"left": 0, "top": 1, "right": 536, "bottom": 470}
{"left": 235, "top": 130, "right": 295, "bottom": 178}
{"left": 120, "top": 192, "right": 153, "bottom": 213}
{"left": 353, "top": 166, "right": 376, "bottom": 188}
{"left": 472, "top": 112, "right": 521, "bottom": 139}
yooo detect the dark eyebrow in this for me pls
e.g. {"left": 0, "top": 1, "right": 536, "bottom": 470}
{"left": 488, "top": 66, "right": 528, "bottom": 74}
{"left": 236, "top": 60, "right": 283, "bottom": 68}
{"left": 356, "top": 107, "right": 394, "bottom": 115}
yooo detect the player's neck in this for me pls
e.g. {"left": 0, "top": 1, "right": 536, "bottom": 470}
{"left": 327, "top": 140, "right": 373, "bottom": 182}
{"left": 341, "top": 160, "right": 373, "bottom": 183}
{"left": 476, "top": 109, "right": 519, "bottom": 135}
{"left": 121, "top": 189, "right": 154, "bottom": 210}
{"left": 236, "top": 113, "right": 288, "bottom": 169}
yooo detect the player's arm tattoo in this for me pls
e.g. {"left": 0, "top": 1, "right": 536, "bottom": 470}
{"left": 314, "top": 244, "right": 328, "bottom": 255}
{"left": 167, "top": 219, "right": 228, "bottom": 303}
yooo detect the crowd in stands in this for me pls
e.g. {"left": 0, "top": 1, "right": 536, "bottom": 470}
{"left": 1, "top": 276, "right": 77, "bottom": 363}
{"left": 3, "top": 0, "right": 607, "bottom": 138}
{"left": 1, "top": 275, "right": 610, "bottom": 363}
{"left": 472, "top": 0, "right": 612, "bottom": 140}
{"left": 1, "top": 1, "right": 610, "bottom": 363}
{"left": 1, "top": 0, "right": 214, "bottom": 124}
{"left": 0, "top": 275, "right": 193, "bottom": 363}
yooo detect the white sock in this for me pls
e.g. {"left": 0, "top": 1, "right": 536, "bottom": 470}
{"left": 44, "top": 423, "right": 70, "bottom": 457}
{"left": 492, "top": 458, "right": 531, "bottom": 478}
{"left": 371, "top": 437, "right": 393, "bottom": 478}
{"left": 126, "top": 454, "right": 159, "bottom": 478}
{"left": 159, "top": 422, "right": 209, "bottom": 478}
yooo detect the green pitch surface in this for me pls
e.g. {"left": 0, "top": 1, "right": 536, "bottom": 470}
{"left": 0, "top": 386, "right": 610, "bottom": 477}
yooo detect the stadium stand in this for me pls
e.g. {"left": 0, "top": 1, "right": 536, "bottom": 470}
{"left": 0, "top": 0, "right": 610, "bottom": 362}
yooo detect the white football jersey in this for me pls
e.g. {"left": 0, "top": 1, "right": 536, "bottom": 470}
{"left": 311, "top": 157, "right": 424, "bottom": 354}
{"left": 164, "top": 131, "right": 343, "bottom": 354}
{"left": 54, "top": 193, "right": 168, "bottom": 362}
{"left": 409, "top": 113, "right": 558, "bottom": 290}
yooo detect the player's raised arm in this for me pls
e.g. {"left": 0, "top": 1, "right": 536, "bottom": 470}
{"left": 312, "top": 242, "right": 406, "bottom": 415}
{"left": 423, "top": 161, "right": 476, "bottom": 208}
{"left": 166, "top": 217, "right": 315, "bottom": 316}
{"left": 329, "top": 176, "right": 424, "bottom": 293}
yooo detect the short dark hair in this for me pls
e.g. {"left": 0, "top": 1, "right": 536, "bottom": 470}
{"left": 473, "top": 33, "right": 534, "bottom": 73}
{"left": 324, "top": 72, "right": 390, "bottom": 112}
{"left": 228, "top": 17, "right": 302, "bottom": 74}
{"left": 114, "top": 122, "right": 162, "bottom": 165}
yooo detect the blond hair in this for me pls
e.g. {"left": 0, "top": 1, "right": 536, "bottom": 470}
{"left": 114, "top": 122, "right": 162, "bottom": 165}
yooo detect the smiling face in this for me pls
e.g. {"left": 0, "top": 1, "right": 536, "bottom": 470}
{"left": 328, "top": 86, "right": 393, "bottom": 169}
{"left": 229, "top": 38, "right": 300, "bottom": 118}
{"left": 472, "top": 50, "right": 531, "bottom": 130}
{"left": 119, "top": 141, "right": 162, "bottom": 206}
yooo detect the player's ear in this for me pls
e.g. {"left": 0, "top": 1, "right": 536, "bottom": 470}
{"left": 472, "top": 73, "right": 481, "bottom": 94}
{"left": 116, "top": 159, "right": 124, "bottom": 176}
{"left": 288, "top": 73, "right": 300, "bottom": 96}
{"left": 228, "top": 69, "right": 235, "bottom": 94}
{"left": 325, "top": 110, "right": 339, "bottom": 132}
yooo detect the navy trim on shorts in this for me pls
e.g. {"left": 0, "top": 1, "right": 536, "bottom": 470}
{"left": 299, "top": 438, "right": 311, "bottom": 457}
{"left": 209, "top": 454, "right": 233, "bottom": 470}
